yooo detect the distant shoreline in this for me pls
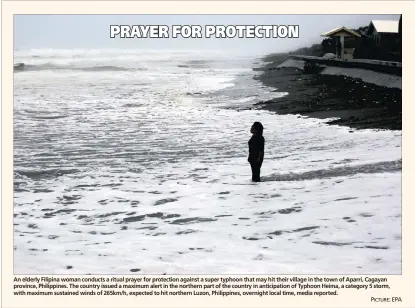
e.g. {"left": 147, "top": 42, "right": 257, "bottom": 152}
{"left": 250, "top": 53, "right": 402, "bottom": 131}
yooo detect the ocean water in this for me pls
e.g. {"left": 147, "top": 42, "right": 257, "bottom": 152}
{"left": 13, "top": 49, "right": 402, "bottom": 275}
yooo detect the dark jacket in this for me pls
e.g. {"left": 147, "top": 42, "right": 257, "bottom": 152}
{"left": 248, "top": 135, "right": 265, "bottom": 163}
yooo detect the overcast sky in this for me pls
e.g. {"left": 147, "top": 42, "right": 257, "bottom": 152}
{"left": 14, "top": 14, "right": 400, "bottom": 55}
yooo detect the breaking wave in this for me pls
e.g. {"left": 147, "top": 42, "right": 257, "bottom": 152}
{"left": 14, "top": 62, "right": 147, "bottom": 73}
{"left": 177, "top": 60, "right": 214, "bottom": 69}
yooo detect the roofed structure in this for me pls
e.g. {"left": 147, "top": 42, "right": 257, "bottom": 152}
{"left": 321, "top": 26, "right": 361, "bottom": 60}
{"left": 366, "top": 19, "right": 400, "bottom": 53}
{"left": 369, "top": 20, "right": 399, "bottom": 34}
{"left": 321, "top": 26, "right": 361, "bottom": 38}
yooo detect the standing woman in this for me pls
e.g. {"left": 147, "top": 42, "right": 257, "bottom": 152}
{"left": 248, "top": 122, "right": 265, "bottom": 182}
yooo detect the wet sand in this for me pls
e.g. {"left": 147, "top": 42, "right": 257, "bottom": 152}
{"left": 252, "top": 54, "right": 402, "bottom": 130}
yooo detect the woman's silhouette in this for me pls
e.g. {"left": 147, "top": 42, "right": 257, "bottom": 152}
{"left": 248, "top": 122, "right": 265, "bottom": 182}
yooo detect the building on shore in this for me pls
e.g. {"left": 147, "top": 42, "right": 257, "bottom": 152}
{"left": 367, "top": 19, "right": 399, "bottom": 46}
{"left": 364, "top": 18, "right": 401, "bottom": 61}
{"left": 321, "top": 27, "right": 361, "bottom": 60}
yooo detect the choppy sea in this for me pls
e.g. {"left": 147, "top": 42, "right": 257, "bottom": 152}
{"left": 13, "top": 49, "right": 401, "bottom": 274}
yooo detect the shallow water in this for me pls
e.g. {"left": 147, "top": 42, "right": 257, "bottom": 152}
{"left": 14, "top": 49, "right": 401, "bottom": 274}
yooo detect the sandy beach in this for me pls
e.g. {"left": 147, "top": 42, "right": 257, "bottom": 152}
{"left": 13, "top": 49, "right": 401, "bottom": 275}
